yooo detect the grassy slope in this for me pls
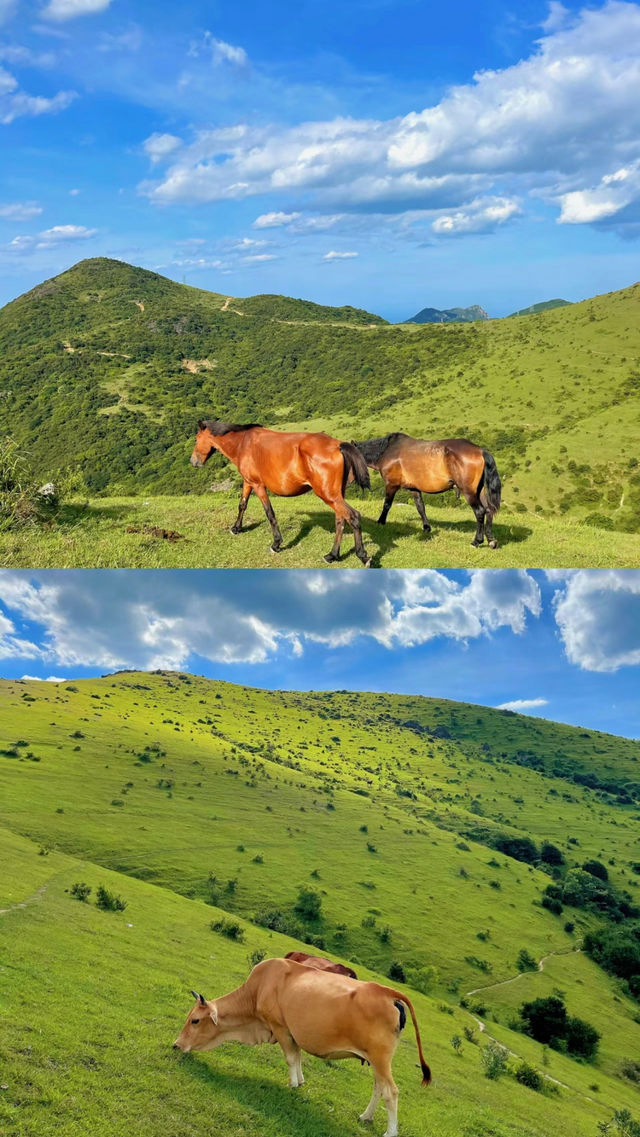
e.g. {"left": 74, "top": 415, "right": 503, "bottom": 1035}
{"left": 4, "top": 825, "right": 636, "bottom": 1137}
{"left": 2, "top": 494, "right": 639, "bottom": 568}
{"left": 2, "top": 674, "right": 640, "bottom": 1135}
{"left": 1, "top": 258, "right": 639, "bottom": 534}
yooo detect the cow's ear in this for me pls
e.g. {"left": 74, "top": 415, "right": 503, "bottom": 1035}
{"left": 209, "top": 1004, "right": 219, "bottom": 1025}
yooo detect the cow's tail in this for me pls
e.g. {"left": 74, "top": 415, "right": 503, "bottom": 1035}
{"left": 480, "top": 449, "right": 501, "bottom": 517}
{"left": 340, "top": 441, "right": 370, "bottom": 493}
{"left": 391, "top": 991, "right": 431, "bottom": 1085}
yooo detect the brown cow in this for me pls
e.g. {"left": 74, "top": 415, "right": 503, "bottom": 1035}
{"left": 284, "top": 950, "right": 358, "bottom": 979}
{"left": 173, "top": 958, "right": 430, "bottom": 1137}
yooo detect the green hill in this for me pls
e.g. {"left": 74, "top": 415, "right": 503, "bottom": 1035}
{"left": 508, "top": 300, "right": 572, "bottom": 318}
{"left": 1, "top": 258, "right": 639, "bottom": 533}
{"left": 1, "top": 672, "right": 640, "bottom": 1136}
{"left": 405, "top": 304, "right": 490, "bottom": 324}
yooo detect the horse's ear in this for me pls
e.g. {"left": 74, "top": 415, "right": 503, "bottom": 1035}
{"left": 197, "top": 420, "right": 206, "bottom": 431}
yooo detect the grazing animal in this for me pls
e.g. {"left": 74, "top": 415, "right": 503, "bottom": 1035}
{"left": 355, "top": 433, "right": 501, "bottom": 548}
{"left": 284, "top": 950, "right": 358, "bottom": 979}
{"left": 173, "top": 958, "right": 430, "bottom": 1137}
{"left": 190, "top": 421, "right": 371, "bottom": 565}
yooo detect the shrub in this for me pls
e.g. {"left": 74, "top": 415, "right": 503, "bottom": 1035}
{"left": 516, "top": 948, "right": 538, "bottom": 972}
{"left": 247, "top": 948, "right": 267, "bottom": 968}
{"left": 540, "top": 842, "right": 565, "bottom": 866}
{"left": 70, "top": 881, "right": 91, "bottom": 902}
{"left": 294, "top": 887, "right": 322, "bottom": 921}
{"left": 405, "top": 965, "right": 438, "bottom": 994}
{"left": 451, "top": 1034, "right": 462, "bottom": 1054}
{"left": 565, "top": 1015, "right": 600, "bottom": 1059}
{"left": 388, "top": 961, "right": 406, "bottom": 982}
{"left": 463, "top": 1025, "right": 477, "bottom": 1044}
{"left": 481, "top": 1042, "right": 509, "bottom": 1079}
{"left": 514, "top": 1061, "right": 543, "bottom": 1091}
{"left": 582, "top": 859, "right": 609, "bottom": 882}
{"left": 520, "top": 996, "right": 567, "bottom": 1045}
{"left": 211, "top": 918, "right": 244, "bottom": 942}
{"left": 95, "top": 885, "right": 126, "bottom": 912}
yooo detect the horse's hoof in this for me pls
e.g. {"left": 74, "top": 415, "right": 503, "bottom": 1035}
{"left": 488, "top": 539, "right": 498, "bottom": 549}
{"left": 323, "top": 553, "right": 337, "bottom": 564}
{"left": 376, "top": 517, "right": 386, "bottom": 526}
{"left": 362, "top": 557, "right": 372, "bottom": 569}
{"left": 471, "top": 539, "right": 484, "bottom": 548}
{"left": 423, "top": 525, "right": 431, "bottom": 534}
{"left": 229, "top": 527, "right": 240, "bottom": 536}
{"left": 270, "top": 545, "right": 282, "bottom": 555}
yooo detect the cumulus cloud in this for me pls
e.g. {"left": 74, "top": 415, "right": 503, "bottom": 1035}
{"left": 20, "top": 674, "right": 66, "bottom": 682}
{"left": 143, "top": 132, "right": 182, "bottom": 163}
{"left": 138, "top": 4, "right": 640, "bottom": 234}
{"left": 0, "top": 569, "right": 542, "bottom": 671}
{"left": 0, "top": 66, "right": 76, "bottom": 123}
{"left": 551, "top": 570, "right": 640, "bottom": 672}
{"left": 0, "top": 201, "right": 42, "bottom": 221}
{"left": 0, "top": 609, "right": 42, "bottom": 661}
{"left": 497, "top": 697, "right": 549, "bottom": 711}
{"left": 431, "top": 196, "right": 521, "bottom": 235}
{"left": 323, "top": 250, "right": 358, "bottom": 261}
{"left": 42, "top": 0, "right": 115, "bottom": 20}
{"left": 253, "top": 211, "right": 301, "bottom": 228}
{"left": 9, "top": 224, "right": 97, "bottom": 251}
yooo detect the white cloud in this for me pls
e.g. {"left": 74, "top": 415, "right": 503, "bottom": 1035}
{"left": 243, "top": 252, "right": 277, "bottom": 262}
{"left": 551, "top": 570, "right": 640, "bottom": 672}
{"left": 143, "top": 132, "right": 182, "bottom": 164}
{"left": 42, "top": 0, "right": 115, "bottom": 21}
{"left": 138, "top": 4, "right": 640, "bottom": 233}
{"left": 323, "top": 250, "right": 358, "bottom": 261}
{"left": 496, "top": 697, "right": 549, "bottom": 711}
{"left": 0, "top": 610, "right": 42, "bottom": 661}
{"left": 0, "top": 569, "right": 542, "bottom": 671}
{"left": 21, "top": 674, "right": 66, "bottom": 682}
{"left": 253, "top": 211, "right": 301, "bottom": 228}
{"left": 210, "top": 38, "right": 248, "bottom": 68}
{"left": 0, "top": 66, "right": 76, "bottom": 124}
{"left": 558, "top": 160, "right": 640, "bottom": 223}
{"left": 431, "top": 196, "right": 521, "bottom": 235}
{"left": 0, "top": 201, "right": 42, "bottom": 221}
{"left": 9, "top": 224, "right": 97, "bottom": 252}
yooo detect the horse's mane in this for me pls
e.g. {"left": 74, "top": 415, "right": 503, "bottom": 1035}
{"left": 355, "top": 432, "right": 408, "bottom": 464}
{"left": 200, "top": 420, "right": 262, "bottom": 435}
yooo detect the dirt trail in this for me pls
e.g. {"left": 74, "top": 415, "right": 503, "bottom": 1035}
{"left": 221, "top": 296, "right": 245, "bottom": 316}
{"left": 0, "top": 881, "right": 49, "bottom": 916}
{"left": 464, "top": 947, "right": 596, "bottom": 1102}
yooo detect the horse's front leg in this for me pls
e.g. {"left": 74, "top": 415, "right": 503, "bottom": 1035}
{"left": 377, "top": 485, "right": 398, "bottom": 525}
{"left": 254, "top": 484, "right": 283, "bottom": 553}
{"left": 230, "top": 482, "right": 252, "bottom": 535}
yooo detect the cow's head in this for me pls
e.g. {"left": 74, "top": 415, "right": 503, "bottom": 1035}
{"left": 189, "top": 422, "right": 216, "bottom": 468}
{"left": 173, "top": 992, "right": 221, "bottom": 1052}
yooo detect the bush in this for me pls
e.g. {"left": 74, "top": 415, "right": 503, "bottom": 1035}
{"left": 70, "top": 881, "right": 91, "bottom": 903}
{"left": 514, "top": 1061, "right": 544, "bottom": 1091}
{"left": 565, "top": 1015, "right": 600, "bottom": 1059}
{"left": 405, "top": 965, "right": 438, "bottom": 994}
{"left": 95, "top": 885, "right": 126, "bottom": 911}
{"left": 481, "top": 1042, "right": 509, "bottom": 1079}
{"left": 516, "top": 948, "right": 538, "bottom": 972}
{"left": 388, "top": 961, "right": 406, "bottom": 982}
{"left": 247, "top": 948, "right": 267, "bottom": 968}
{"left": 451, "top": 1034, "right": 462, "bottom": 1054}
{"left": 520, "top": 996, "right": 567, "bottom": 1045}
{"left": 540, "top": 842, "right": 565, "bottom": 866}
{"left": 211, "top": 918, "right": 244, "bottom": 941}
{"left": 294, "top": 887, "right": 322, "bottom": 921}
{"left": 582, "top": 859, "right": 609, "bottom": 882}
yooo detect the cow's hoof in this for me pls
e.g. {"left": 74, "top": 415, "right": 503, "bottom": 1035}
{"left": 270, "top": 545, "right": 282, "bottom": 555}
{"left": 488, "top": 539, "right": 498, "bottom": 549}
{"left": 358, "top": 1117, "right": 373, "bottom": 1125}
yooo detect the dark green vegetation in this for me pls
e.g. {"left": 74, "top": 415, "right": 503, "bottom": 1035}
{"left": 508, "top": 300, "right": 572, "bottom": 318}
{"left": 1, "top": 257, "right": 639, "bottom": 536}
{"left": 404, "top": 304, "right": 490, "bottom": 324}
{"left": 2, "top": 673, "right": 640, "bottom": 1135}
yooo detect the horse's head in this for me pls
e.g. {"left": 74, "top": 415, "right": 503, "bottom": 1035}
{"left": 190, "top": 421, "right": 217, "bottom": 467}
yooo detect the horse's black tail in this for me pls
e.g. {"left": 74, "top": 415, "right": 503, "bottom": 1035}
{"left": 481, "top": 449, "right": 501, "bottom": 517}
{"left": 340, "top": 441, "right": 370, "bottom": 493}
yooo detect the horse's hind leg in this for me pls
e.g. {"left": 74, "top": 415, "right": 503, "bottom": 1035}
{"left": 411, "top": 490, "right": 431, "bottom": 533}
{"left": 349, "top": 505, "right": 371, "bottom": 567}
{"left": 230, "top": 482, "right": 252, "bottom": 535}
{"left": 464, "top": 492, "right": 486, "bottom": 547}
{"left": 254, "top": 484, "right": 283, "bottom": 553}
{"left": 484, "top": 508, "right": 498, "bottom": 549}
{"left": 324, "top": 517, "right": 345, "bottom": 564}
{"left": 377, "top": 485, "right": 398, "bottom": 525}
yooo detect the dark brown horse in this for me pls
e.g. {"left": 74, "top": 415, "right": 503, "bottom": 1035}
{"left": 355, "top": 433, "right": 502, "bottom": 548}
{"left": 190, "top": 420, "right": 371, "bottom": 565}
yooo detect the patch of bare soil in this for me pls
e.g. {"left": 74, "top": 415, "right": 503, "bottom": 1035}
{"left": 181, "top": 358, "right": 216, "bottom": 373}
{"left": 126, "top": 525, "right": 186, "bottom": 542}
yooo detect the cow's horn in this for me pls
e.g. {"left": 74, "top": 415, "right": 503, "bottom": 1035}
{"left": 198, "top": 993, "right": 207, "bottom": 1006}
{"left": 190, "top": 989, "right": 199, "bottom": 1000}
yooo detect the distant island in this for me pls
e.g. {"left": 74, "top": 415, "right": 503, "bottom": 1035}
{"left": 404, "top": 304, "right": 490, "bottom": 324}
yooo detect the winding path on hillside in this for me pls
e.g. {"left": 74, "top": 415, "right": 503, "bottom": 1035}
{"left": 462, "top": 947, "right": 600, "bottom": 1104}
{"left": 0, "top": 880, "right": 50, "bottom": 916}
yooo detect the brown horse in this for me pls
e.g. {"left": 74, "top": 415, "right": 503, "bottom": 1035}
{"left": 355, "top": 433, "right": 502, "bottom": 548}
{"left": 190, "top": 420, "right": 372, "bottom": 565}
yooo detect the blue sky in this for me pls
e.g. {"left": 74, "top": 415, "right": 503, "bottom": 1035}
{"left": 1, "top": 569, "right": 639, "bottom": 738}
{"left": 1, "top": 0, "right": 640, "bottom": 318}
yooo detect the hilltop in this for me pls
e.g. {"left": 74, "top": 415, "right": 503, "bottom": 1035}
{"left": 1, "top": 672, "right": 640, "bottom": 1137}
{"left": 405, "top": 304, "right": 490, "bottom": 324}
{"left": 1, "top": 258, "right": 639, "bottom": 533}
{"left": 508, "top": 299, "right": 572, "bottom": 318}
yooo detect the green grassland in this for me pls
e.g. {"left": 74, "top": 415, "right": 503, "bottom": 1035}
{"left": 1, "top": 258, "right": 639, "bottom": 558}
{"left": 2, "top": 493, "right": 639, "bottom": 568}
{"left": 1, "top": 674, "right": 639, "bottom": 1135}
